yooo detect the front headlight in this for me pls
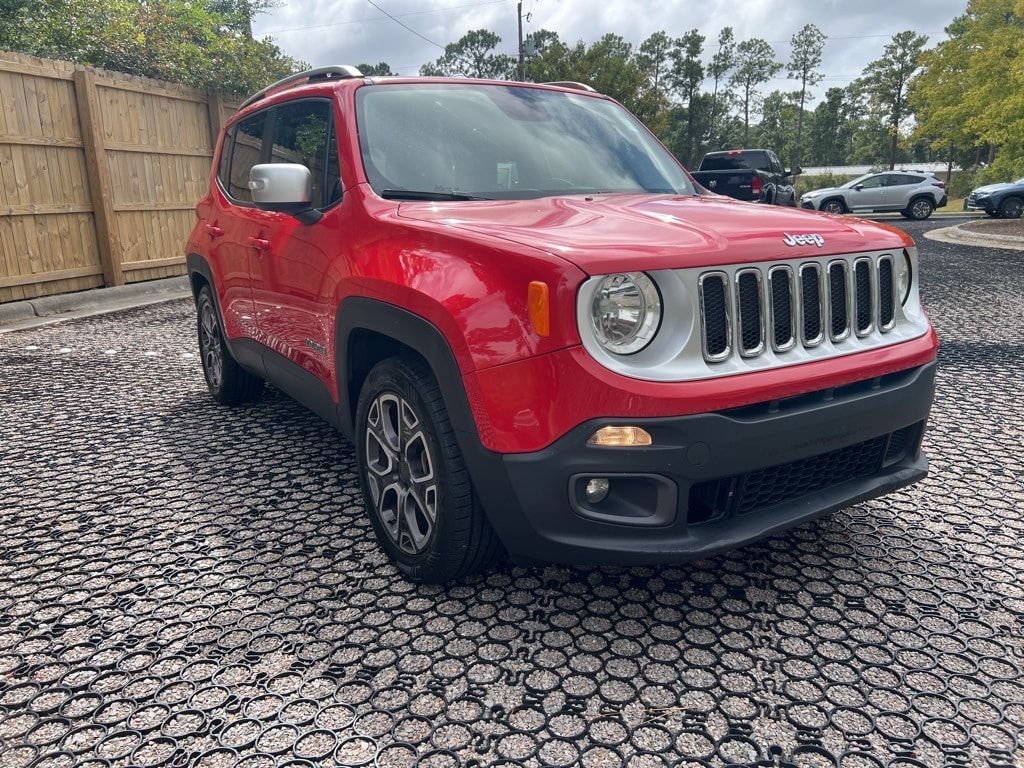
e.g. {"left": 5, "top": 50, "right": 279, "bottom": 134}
{"left": 591, "top": 272, "right": 662, "bottom": 354}
{"left": 897, "top": 250, "right": 913, "bottom": 305}
{"left": 974, "top": 190, "right": 989, "bottom": 198}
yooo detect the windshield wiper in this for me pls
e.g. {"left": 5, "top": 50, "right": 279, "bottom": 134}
{"left": 380, "top": 189, "right": 492, "bottom": 201}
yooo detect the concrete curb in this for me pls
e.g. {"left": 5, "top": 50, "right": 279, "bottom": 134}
{"left": 925, "top": 223, "right": 1024, "bottom": 251}
{"left": 0, "top": 276, "right": 191, "bottom": 333}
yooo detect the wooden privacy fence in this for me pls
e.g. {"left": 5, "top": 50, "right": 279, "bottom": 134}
{"left": 0, "top": 52, "right": 238, "bottom": 304}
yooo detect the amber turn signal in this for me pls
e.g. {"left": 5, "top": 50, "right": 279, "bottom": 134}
{"left": 528, "top": 281, "right": 550, "bottom": 337}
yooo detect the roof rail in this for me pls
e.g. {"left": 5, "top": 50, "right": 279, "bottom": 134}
{"left": 239, "top": 65, "right": 364, "bottom": 109}
{"left": 542, "top": 81, "right": 597, "bottom": 93}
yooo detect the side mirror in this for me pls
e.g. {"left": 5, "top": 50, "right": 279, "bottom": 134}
{"left": 853, "top": 184, "right": 864, "bottom": 191}
{"left": 788, "top": 166, "right": 802, "bottom": 177}
{"left": 249, "top": 163, "right": 322, "bottom": 224}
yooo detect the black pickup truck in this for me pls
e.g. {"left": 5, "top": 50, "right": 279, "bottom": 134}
{"left": 690, "top": 149, "right": 800, "bottom": 206}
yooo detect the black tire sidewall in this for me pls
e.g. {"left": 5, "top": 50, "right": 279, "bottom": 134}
{"left": 197, "top": 285, "right": 261, "bottom": 405}
{"left": 354, "top": 358, "right": 475, "bottom": 582}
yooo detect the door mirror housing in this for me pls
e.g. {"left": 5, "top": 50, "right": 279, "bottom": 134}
{"left": 249, "top": 164, "right": 322, "bottom": 224}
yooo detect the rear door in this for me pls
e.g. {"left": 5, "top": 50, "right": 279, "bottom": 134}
{"left": 210, "top": 111, "right": 270, "bottom": 341}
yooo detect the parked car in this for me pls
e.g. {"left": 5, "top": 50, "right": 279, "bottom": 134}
{"left": 800, "top": 170, "right": 948, "bottom": 219}
{"left": 966, "top": 177, "right": 1024, "bottom": 218}
{"left": 690, "top": 149, "right": 800, "bottom": 206}
{"left": 187, "top": 66, "right": 937, "bottom": 582}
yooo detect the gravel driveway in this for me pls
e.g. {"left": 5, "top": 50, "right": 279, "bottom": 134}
{"left": 1, "top": 216, "right": 1022, "bottom": 768}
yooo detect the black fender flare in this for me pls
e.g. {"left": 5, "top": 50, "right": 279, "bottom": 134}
{"left": 334, "top": 297, "right": 479, "bottom": 448}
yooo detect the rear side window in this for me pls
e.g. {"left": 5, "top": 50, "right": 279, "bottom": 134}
{"left": 220, "top": 112, "right": 267, "bottom": 203}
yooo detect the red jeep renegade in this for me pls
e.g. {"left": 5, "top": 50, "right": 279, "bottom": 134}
{"left": 187, "top": 66, "right": 937, "bottom": 583}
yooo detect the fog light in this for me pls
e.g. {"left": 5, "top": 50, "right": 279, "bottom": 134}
{"left": 587, "top": 426, "right": 653, "bottom": 447}
{"left": 585, "top": 478, "right": 611, "bottom": 503}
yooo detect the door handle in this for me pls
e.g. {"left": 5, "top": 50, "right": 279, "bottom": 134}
{"left": 247, "top": 237, "right": 271, "bottom": 252}
{"left": 205, "top": 224, "right": 225, "bottom": 238}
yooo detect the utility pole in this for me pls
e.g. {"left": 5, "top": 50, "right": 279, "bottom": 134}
{"left": 517, "top": 1, "right": 525, "bottom": 81}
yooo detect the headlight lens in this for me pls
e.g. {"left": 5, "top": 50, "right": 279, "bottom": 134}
{"left": 897, "top": 250, "right": 913, "bottom": 305}
{"left": 591, "top": 272, "right": 662, "bottom": 354}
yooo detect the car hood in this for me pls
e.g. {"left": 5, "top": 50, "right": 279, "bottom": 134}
{"left": 802, "top": 185, "right": 843, "bottom": 197}
{"left": 396, "top": 193, "right": 910, "bottom": 273}
{"left": 973, "top": 182, "right": 1016, "bottom": 194}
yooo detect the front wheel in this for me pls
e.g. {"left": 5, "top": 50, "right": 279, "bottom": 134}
{"left": 998, "top": 196, "right": 1023, "bottom": 219}
{"left": 821, "top": 199, "right": 846, "bottom": 215}
{"left": 355, "top": 357, "right": 502, "bottom": 582}
{"left": 903, "top": 198, "right": 935, "bottom": 220}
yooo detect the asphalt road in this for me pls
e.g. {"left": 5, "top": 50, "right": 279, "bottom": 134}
{"left": 1, "top": 216, "right": 1022, "bottom": 768}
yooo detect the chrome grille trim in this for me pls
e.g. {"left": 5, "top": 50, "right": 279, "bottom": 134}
{"left": 878, "top": 255, "right": 896, "bottom": 331}
{"left": 698, "top": 252, "right": 906, "bottom": 365}
{"left": 854, "top": 257, "right": 875, "bottom": 337}
{"left": 799, "top": 263, "right": 825, "bottom": 347}
{"left": 698, "top": 271, "right": 732, "bottom": 362}
{"left": 768, "top": 266, "right": 797, "bottom": 352}
{"left": 828, "top": 260, "right": 851, "bottom": 342}
{"left": 735, "top": 269, "right": 765, "bottom": 357}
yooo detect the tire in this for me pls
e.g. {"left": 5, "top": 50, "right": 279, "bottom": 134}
{"left": 821, "top": 199, "right": 846, "bottom": 215}
{"left": 998, "top": 196, "right": 1023, "bottom": 219}
{"left": 196, "top": 285, "right": 263, "bottom": 405}
{"left": 355, "top": 356, "right": 502, "bottom": 582}
{"left": 903, "top": 197, "right": 935, "bottom": 220}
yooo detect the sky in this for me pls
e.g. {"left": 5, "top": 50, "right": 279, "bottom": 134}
{"left": 251, "top": 0, "right": 969, "bottom": 97}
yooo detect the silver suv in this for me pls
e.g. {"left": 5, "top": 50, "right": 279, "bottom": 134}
{"left": 800, "top": 171, "right": 948, "bottom": 220}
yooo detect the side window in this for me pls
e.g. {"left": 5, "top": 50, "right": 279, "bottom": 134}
{"left": 860, "top": 175, "right": 884, "bottom": 190}
{"left": 268, "top": 99, "right": 336, "bottom": 209}
{"left": 227, "top": 112, "right": 268, "bottom": 203}
{"left": 767, "top": 151, "right": 782, "bottom": 174}
{"left": 216, "top": 125, "right": 235, "bottom": 191}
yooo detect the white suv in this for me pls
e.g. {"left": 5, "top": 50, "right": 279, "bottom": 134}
{"left": 800, "top": 171, "right": 948, "bottom": 220}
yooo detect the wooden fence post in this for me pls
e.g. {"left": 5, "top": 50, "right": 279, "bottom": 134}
{"left": 73, "top": 68, "right": 124, "bottom": 287}
{"left": 207, "top": 92, "right": 226, "bottom": 149}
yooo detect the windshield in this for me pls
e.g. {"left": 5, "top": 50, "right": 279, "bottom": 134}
{"left": 355, "top": 83, "right": 693, "bottom": 200}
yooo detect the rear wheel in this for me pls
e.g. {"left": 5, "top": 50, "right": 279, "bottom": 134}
{"left": 998, "top": 196, "right": 1023, "bottom": 219}
{"left": 821, "top": 199, "right": 846, "bottom": 215}
{"left": 197, "top": 285, "right": 262, "bottom": 405}
{"left": 355, "top": 356, "right": 502, "bottom": 582}
{"left": 903, "top": 197, "right": 935, "bottom": 220}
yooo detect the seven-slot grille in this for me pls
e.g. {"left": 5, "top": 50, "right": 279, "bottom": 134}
{"left": 699, "top": 254, "right": 898, "bottom": 362}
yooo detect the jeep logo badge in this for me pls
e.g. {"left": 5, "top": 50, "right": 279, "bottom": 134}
{"left": 783, "top": 233, "right": 825, "bottom": 247}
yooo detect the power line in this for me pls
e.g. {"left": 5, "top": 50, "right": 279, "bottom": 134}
{"left": 367, "top": 0, "right": 446, "bottom": 49}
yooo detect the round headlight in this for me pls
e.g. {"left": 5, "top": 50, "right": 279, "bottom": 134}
{"left": 897, "top": 251, "right": 913, "bottom": 305}
{"left": 591, "top": 272, "right": 662, "bottom": 354}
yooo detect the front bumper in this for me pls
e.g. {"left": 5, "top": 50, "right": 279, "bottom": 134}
{"left": 467, "top": 361, "right": 935, "bottom": 566}
{"left": 966, "top": 196, "right": 993, "bottom": 212}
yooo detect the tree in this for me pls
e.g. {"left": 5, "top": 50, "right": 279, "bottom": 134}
{"left": 205, "top": 0, "right": 280, "bottom": 39}
{"left": 636, "top": 30, "right": 676, "bottom": 97}
{"left": 3, "top": 0, "right": 303, "bottom": 94}
{"left": 523, "top": 32, "right": 664, "bottom": 131}
{"left": 787, "top": 23, "right": 826, "bottom": 169}
{"left": 0, "top": 0, "right": 31, "bottom": 51}
{"left": 910, "top": 0, "right": 1024, "bottom": 179}
{"left": 668, "top": 30, "right": 705, "bottom": 166}
{"left": 420, "top": 29, "right": 515, "bottom": 79}
{"left": 858, "top": 30, "right": 929, "bottom": 169}
{"left": 358, "top": 61, "right": 398, "bottom": 76}
{"left": 729, "top": 37, "right": 782, "bottom": 145}
{"left": 757, "top": 90, "right": 801, "bottom": 164}
{"left": 808, "top": 87, "right": 858, "bottom": 165}
{"left": 706, "top": 27, "right": 736, "bottom": 147}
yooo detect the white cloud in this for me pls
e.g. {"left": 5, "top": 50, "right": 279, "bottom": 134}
{"left": 251, "top": 0, "right": 965, "bottom": 92}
